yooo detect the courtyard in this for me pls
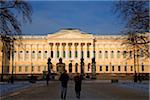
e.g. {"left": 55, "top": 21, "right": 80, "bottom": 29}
{"left": 1, "top": 80, "right": 149, "bottom": 100}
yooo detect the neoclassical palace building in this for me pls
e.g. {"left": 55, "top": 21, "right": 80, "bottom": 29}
{"left": 0, "top": 29, "right": 149, "bottom": 79}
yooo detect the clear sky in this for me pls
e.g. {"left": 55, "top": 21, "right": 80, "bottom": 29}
{"left": 22, "top": 1, "right": 125, "bottom": 35}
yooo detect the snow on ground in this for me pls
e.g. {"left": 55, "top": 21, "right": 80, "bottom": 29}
{"left": 113, "top": 80, "right": 149, "bottom": 92}
{"left": 0, "top": 81, "right": 32, "bottom": 97}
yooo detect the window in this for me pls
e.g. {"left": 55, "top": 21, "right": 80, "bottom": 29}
{"left": 19, "top": 66, "right": 22, "bottom": 72}
{"left": 57, "top": 51, "right": 59, "bottom": 58}
{"left": 142, "top": 64, "right": 144, "bottom": 71}
{"left": 75, "top": 51, "right": 78, "bottom": 58}
{"left": 69, "top": 51, "right": 72, "bottom": 58}
{"left": 106, "top": 65, "right": 108, "bottom": 71}
{"left": 105, "top": 51, "right": 108, "bottom": 59}
{"left": 75, "top": 63, "right": 78, "bottom": 72}
{"left": 38, "top": 51, "right": 41, "bottom": 59}
{"left": 124, "top": 66, "right": 127, "bottom": 71}
{"left": 81, "top": 51, "right": 84, "bottom": 58}
{"left": 99, "top": 51, "right": 102, "bottom": 58}
{"left": 51, "top": 51, "right": 53, "bottom": 58}
{"left": 38, "top": 66, "right": 40, "bottom": 72}
{"left": 93, "top": 51, "right": 96, "bottom": 58}
{"left": 117, "top": 51, "right": 120, "bottom": 58}
{"left": 32, "top": 66, "right": 34, "bottom": 72}
{"left": 123, "top": 51, "right": 127, "bottom": 58}
{"left": 111, "top": 51, "right": 114, "bottom": 58}
{"left": 32, "top": 51, "right": 35, "bottom": 59}
{"left": 87, "top": 51, "right": 90, "bottom": 58}
{"left": 44, "top": 51, "right": 47, "bottom": 59}
{"left": 63, "top": 51, "right": 66, "bottom": 58}
{"left": 14, "top": 51, "right": 17, "bottom": 59}
{"left": 25, "top": 51, "right": 29, "bottom": 60}
{"left": 88, "top": 63, "right": 90, "bottom": 71}
{"left": 44, "top": 66, "right": 46, "bottom": 71}
{"left": 118, "top": 66, "right": 121, "bottom": 71}
{"left": 131, "top": 66, "right": 133, "bottom": 71}
{"left": 141, "top": 50, "right": 144, "bottom": 57}
{"left": 19, "top": 51, "right": 23, "bottom": 60}
{"left": 112, "top": 66, "right": 114, "bottom": 71}
{"left": 130, "top": 51, "right": 132, "bottom": 58}
{"left": 100, "top": 65, "right": 102, "bottom": 71}
{"left": 69, "top": 63, "right": 72, "bottom": 72}
{"left": 25, "top": 66, "right": 28, "bottom": 72}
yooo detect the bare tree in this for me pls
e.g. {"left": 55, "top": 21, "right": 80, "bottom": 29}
{"left": 0, "top": 0, "right": 32, "bottom": 82}
{"left": 114, "top": 0, "right": 149, "bottom": 82}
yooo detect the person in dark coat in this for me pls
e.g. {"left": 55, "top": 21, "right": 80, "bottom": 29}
{"left": 59, "top": 70, "right": 69, "bottom": 100}
{"left": 46, "top": 73, "right": 49, "bottom": 86}
{"left": 74, "top": 73, "right": 82, "bottom": 99}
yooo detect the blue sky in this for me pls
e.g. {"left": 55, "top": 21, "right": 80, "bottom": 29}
{"left": 22, "top": 1, "right": 125, "bottom": 35}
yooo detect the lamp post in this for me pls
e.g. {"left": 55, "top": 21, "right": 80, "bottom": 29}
{"left": 91, "top": 38, "right": 96, "bottom": 79}
{"left": 80, "top": 57, "right": 84, "bottom": 79}
{"left": 47, "top": 58, "right": 52, "bottom": 79}
{"left": 91, "top": 57, "right": 96, "bottom": 79}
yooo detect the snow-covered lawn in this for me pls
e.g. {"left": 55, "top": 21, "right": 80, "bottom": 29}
{"left": 113, "top": 81, "right": 149, "bottom": 92}
{"left": 0, "top": 82, "right": 32, "bottom": 97}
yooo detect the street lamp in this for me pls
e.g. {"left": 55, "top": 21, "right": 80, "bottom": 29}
{"left": 80, "top": 57, "right": 84, "bottom": 79}
{"left": 91, "top": 57, "right": 96, "bottom": 79}
{"left": 47, "top": 58, "right": 52, "bottom": 79}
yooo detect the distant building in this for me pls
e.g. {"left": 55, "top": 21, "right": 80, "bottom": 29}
{"left": 0, "top": 29, "right": 149, "bottom": 79}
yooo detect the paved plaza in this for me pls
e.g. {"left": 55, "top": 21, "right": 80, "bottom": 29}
{"left": 0, "top": 80, "right": 149, "bottom": 100}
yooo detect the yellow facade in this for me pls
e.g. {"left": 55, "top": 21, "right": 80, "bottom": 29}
{"left": 0, "top": 29, "right": 149, "bottom": 79}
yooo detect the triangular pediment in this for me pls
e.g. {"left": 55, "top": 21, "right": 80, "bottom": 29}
{"left": 47, "top": 29, "right": 93, "bottom": 39}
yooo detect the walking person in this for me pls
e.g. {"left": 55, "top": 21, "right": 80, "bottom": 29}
{"left": 59, "top": 70, "right": 69, "bottom": 100}
{"left": 74, "top": 73, "right": 82, "bottom": 99}
{"left": 46, "top": 73, "right": 49, "bottom": 86}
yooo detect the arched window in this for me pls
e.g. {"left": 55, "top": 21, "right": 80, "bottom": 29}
{"left": 111, "top": 51, "right": 114, "bottom": 58}
{"left": 75, "top": 63, "right": 78, "bottom": 73}
{"left": 124, "top": 66, "right": 127, "bottom": 71}
{"left": 100, "top": 65, "right": 102, "bottom": 71}
{"left": 25, "top": 51, "right": 29, "bottom": 60}
{"left": 129, "top": 51, "right": 132, "bottom": 58}
{"left": 88, "top": 63, "right": 90, "bottom": 71}
{"left": 117, "top": 51, "right": 120, "bottom": 58}
{"left": 105, "top": 51, "right": 108, "bottom": 59}
{"left": 38, "top": 51, "right": 41, "bottom": 59}
{"left": 99, "top": 51, "right": 102, "bottom": 58}
{"left": 123, "top": 51, "right": 127, "bottom": 58}
{"left": 69, "top": 63, "right": 72, "bottom": 73}
{"left": 141, "top": 63, "right": 144, "bottom": 71}
{"left": 44, "top": 51, "right": 47, "bottom": 59}
{"left": 131, "top": 66, "right": 133, "bottom": 71}
{"left": 32, "top": 51, "right": 35, "bottom": 59}
{"left": 81, "top": 51, "right": 84, "bottom": 58}
{"left": 112, "top": 66, "right": 114, "bottom": 71}
{"left": 106, "top": 65, "right": 108, "bottom": 71}
{"left": 51, "top": 51, "right": 53, "bottom": 58}
{"left": 118, "top": 66, "right": 121, "bottom": 71}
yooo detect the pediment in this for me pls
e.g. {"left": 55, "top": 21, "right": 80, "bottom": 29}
{"left": 47, "top": 29, "right": 93, "bottom": 39}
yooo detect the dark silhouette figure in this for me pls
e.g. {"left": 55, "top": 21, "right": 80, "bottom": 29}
{"left": 59, "top": 70, "right": 69, "bottom": 100}
{"left": 74, "top": 73, "right": 82, "bottom": 99}
{"left": 138, "top": 74, "right": 142, "bottom": 83}
{"left": 46, "top": 74, "right": 49, "bottom": 86}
